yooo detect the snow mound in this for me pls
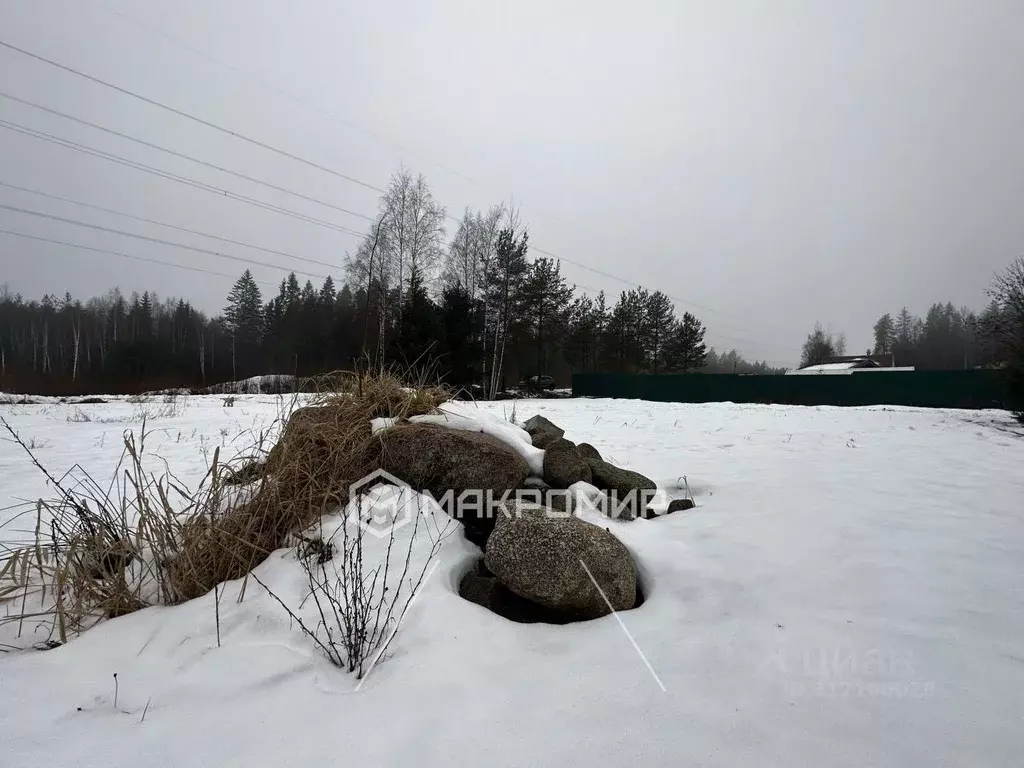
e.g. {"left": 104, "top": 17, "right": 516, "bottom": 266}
{"left": 200, "top": 374, "right": 296, "bottom": 395}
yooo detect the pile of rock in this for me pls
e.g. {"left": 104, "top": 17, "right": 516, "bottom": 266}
{"left": 259, "top": 403, "right": 693, "bottom": 624}
{"left": 371, "top": 410, "right": 694, "bottom": 623}
{"left": 522, "top": 414, "right": 674, "bottom": 522}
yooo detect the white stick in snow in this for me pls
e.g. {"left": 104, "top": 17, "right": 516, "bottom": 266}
{"left": 578, "top": 558, "right": 667, "bottom": 693}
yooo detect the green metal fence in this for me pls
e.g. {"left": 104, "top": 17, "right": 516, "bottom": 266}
{"left": 572, "top": 370, "right": 1009, "bottom": 409}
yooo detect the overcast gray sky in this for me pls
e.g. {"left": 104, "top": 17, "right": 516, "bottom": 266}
{"left": 1, "top": 0, "right": 1022, "bottom": 366}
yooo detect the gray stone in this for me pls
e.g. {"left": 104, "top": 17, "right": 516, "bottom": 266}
{"left": 530, "top": 430, "right": 563, "bottom": 449}
{"left": 586, "top": 458, "right": 658, "bottom": 522}
{"left": 667, "top": 498, "right": 695, "bottom": 513}
{"left": 577, "top": 443, "right": 602, "bottom": 462}
{"left": 522, "top": 414, "right": 564, "bottom": 438}
{"left": 512, "top": 483, "right": 576, "bottom": 516}
{"left": 494, "top": 500, "right": 556, "bottom": 530}
{"left": 485, "top": 513, "right": 637, "bottom": 620}
{"left": 545, "top": 487, "right": 576, "bottom": 515}
{"left": 522, "top": 414, "right": 565, "bottom": 447}
{"left": 543, "top": 438, "right": 592, "bottom": 489}
{"left": 379, "top": 424, "right": 530, "bottom": 547}
{"left": 642, "top": 497, "right": 694, "bottom": 519}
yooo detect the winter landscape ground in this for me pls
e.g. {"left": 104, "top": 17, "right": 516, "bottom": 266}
{"left": 1, "top": 395, "right": 1023, "bottom": 766}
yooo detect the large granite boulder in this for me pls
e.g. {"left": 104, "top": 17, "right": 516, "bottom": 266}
{"left": 485, "top": 505, "right": 637, "bottom": 620}
{"left": 379, "top": 424, "right": 529, "bottom": 547}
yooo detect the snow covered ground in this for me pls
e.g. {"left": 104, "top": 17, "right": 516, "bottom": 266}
{"left": 2, "top": 396, "right": 1023, "bottom": 766}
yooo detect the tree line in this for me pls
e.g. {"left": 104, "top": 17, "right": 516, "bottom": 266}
{"left": 796, "top": 260, "right": 1024, "bottom": 420}
{"left": 800, "top": 299, "right": 1016, "bottom": 371}
{"left": 0, "top": 168, "right": 782, "bottom": 395}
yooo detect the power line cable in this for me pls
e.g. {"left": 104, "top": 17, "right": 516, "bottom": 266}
{"left": 0, "top": 119, "right": 364, "bottom": 237}
{"left": 0, "top": 202, "right": 335, "bottom": 279}
{"left": 52, "top": 12, "right": 789, "bottom": 339}
{"left": 0, "top": 34, "right": 791, "bottom": 356}
{"left": 0, "top": 34, "right": 744, "bottom": 323}
{"left": 0, "top": 90, "right": 373, "bottom": 222}
{"left": 0, "top": 37, "right": 385, "bottom": 194}
{"left": 0, "top": 122, "right": 786, "bottom": 355}
{"left": 0, "top": 227, "right": 277, "bottom": 285}
{"left": 90, "top": 0, "right": 481, "bottom": 187}
{"left": 0, "top": 180, "right": 339, "bottom": 268}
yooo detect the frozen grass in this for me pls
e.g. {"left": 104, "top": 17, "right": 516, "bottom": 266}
{"left": 0, "top": 371, "right": 451, "bottom": 646}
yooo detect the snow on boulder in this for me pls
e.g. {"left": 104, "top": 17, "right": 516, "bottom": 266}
{"left": 379, "top": 401, "right": 545, "bottom": 476}
{"left": 485, "top": 504, "right": 638, "bottom": 621}
{"left": 567, "top": 480, "right": 608, "bottom": 516}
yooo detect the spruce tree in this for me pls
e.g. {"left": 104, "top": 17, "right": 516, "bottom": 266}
{"left": 439, "top": 283, "right": 483, "bottom": 388}
{"left": 644, "top": 291, "right": 676, "bottom": 372}
{"left": 522, "top": 257, "right": 573, "bottom": 378}
{"left": 873, "top": 313, "right": 896, "bottom": 355}
{"left": 223, "top": 270, "right": 264, "bottom": 377}
{"left": 666, "top": 311, "right": 708, "bottom": 372}
{"left": 394, "top": 265, "right": 442, "bottom": 368}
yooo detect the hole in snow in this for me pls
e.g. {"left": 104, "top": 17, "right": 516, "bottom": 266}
{"left": 458, "top": 557, "right": 645, "bottom": 625}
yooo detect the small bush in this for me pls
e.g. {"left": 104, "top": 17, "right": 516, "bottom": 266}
{"left": 66, "top": 408, "right": 92, "bottom": 423}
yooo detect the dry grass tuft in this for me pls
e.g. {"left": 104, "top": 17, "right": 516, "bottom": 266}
{"left": 169, "top": 370, "right": 449, "bottom": 600}
{"left": 0, "top": 425, "right": 201, "bottom": 643}
{"left": 0, "top": 369, "right": 451, "bottom": 645}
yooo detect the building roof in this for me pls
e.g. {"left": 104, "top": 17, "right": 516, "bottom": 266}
{"left": 786, "top": 362, "right": 865, "bottom": 374}
{"left": 786, "top": 361, "right": 915, "bottom": 375}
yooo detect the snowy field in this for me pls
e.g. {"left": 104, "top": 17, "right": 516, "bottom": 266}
{"left": 2, "top": 395, "right": 1024, "bottom": 766}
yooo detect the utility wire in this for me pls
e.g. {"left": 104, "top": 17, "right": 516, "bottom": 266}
{"left": 0, "top": 90, "right": 373, "bottom": 222}
{"left": 0, "top": 37, "right": 385, "bottom": 194}
{"left": 53, "top": 13, "right": 787, "bottom": 339}
{"left": 0, "top": 34, "right": 776, "bottom": 335}
{"left": 0, "top": 180, "right": 336, "bottom": 268}
{"left": 0, "top": 34, "right": 791, "bottom": 356}
{"left": 0, "top": 202, "right": 335, "bottom": 279}
{"left": 0, "top": 119, "right": 364, "bottom": 237}
{"left": 0, "top": 227, "right": 277, "bottom": 285}
{"left": 0, "top": 122, "right": 783, "bottom": 353}
{"left": 90, "top": 0, "right": 480, "bottom": 187}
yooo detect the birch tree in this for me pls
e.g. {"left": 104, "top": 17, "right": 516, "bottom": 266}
{"left": 379, "top": 168, "right": 447, "bottom": 302}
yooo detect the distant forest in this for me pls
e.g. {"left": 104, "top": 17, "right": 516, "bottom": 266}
{"left": 795, "top": 258, "right": 1024, "bottom": 421}
{"left": 0, "top": 170, "right": 784, "bottom": 396}
{"left": 799, "top": 302, "right": 1013, "bottom": 371}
